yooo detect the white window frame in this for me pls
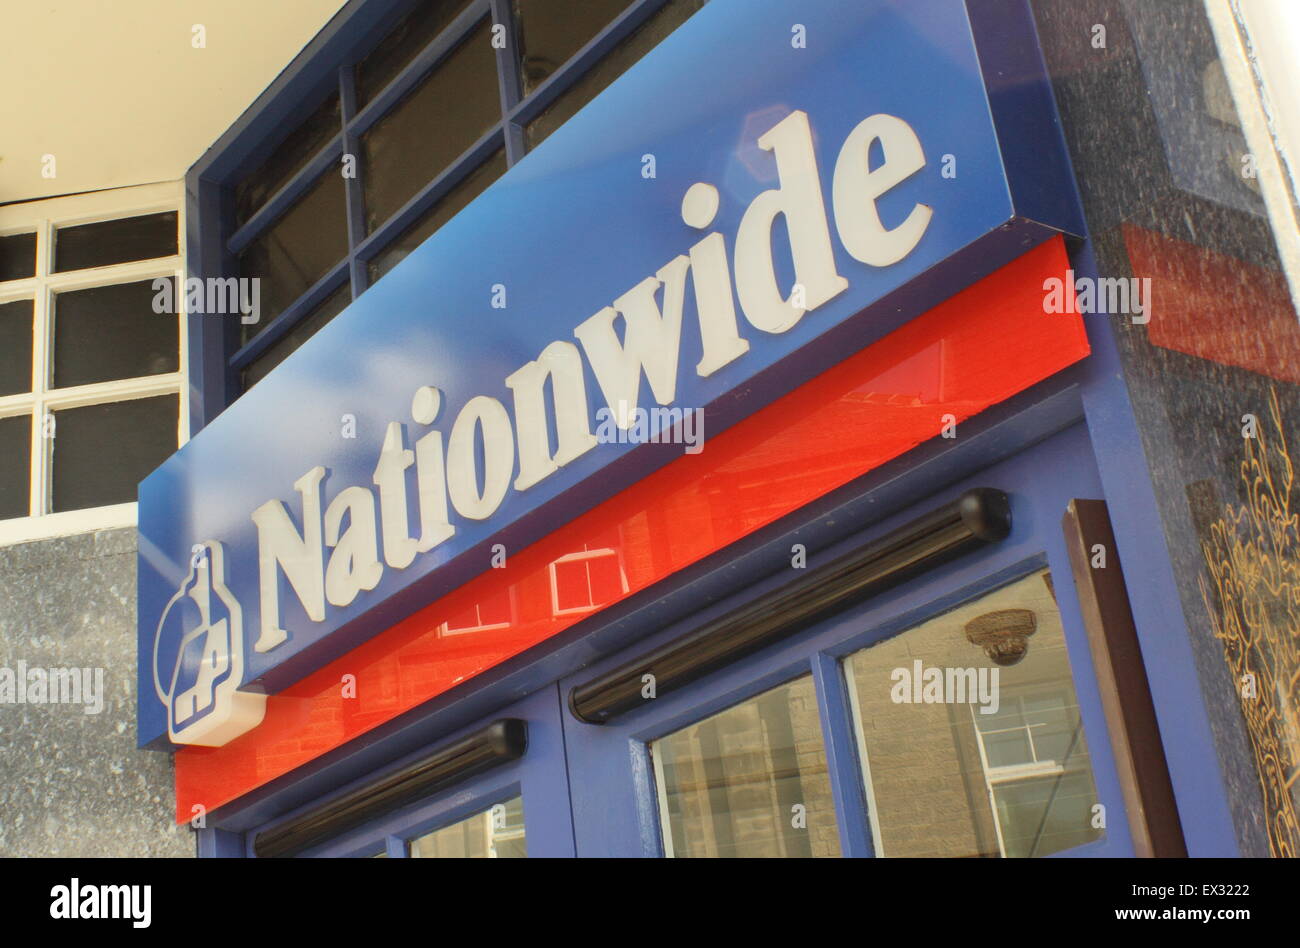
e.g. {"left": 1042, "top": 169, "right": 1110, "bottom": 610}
{"left": 547, "top": 546, "right": 629, "bottom": 617}
{"left": 0, "top": 180, "right": 188, "bottom": 547}
{"left": 1205, "top": 0, "right": 1300, "bottom": 317}
{"left": 969, "top": 690, "right": 1087, "bottom": 857}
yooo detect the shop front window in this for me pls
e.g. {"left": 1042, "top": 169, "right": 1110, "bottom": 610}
{"left": 844, "top": 569, "right": 1104, "bottom": 858}
{"left": 651, "top": 675, "right": 841, "bottom": 857}
{"left": 409, "top": 796, "right": 527, "bottom": 858}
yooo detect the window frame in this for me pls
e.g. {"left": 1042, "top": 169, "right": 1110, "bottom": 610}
{"left": 244, "top": 685, "right": 575, "bottom": 858}
{"left": 186, "top": 0, "right": 696, "bottom": 434}
{"left": 196, "top": 411, "right": 1159, "bottom": 859}
{"left": 558, "top": 426, "right": 1135, "bottom": 858}
{"left": 0, "top": 181, "right": 188, "bottom": 546}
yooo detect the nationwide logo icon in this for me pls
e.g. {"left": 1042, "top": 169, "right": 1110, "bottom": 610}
{"left": 151, "top": 540, "right": 265, "bottom": 746}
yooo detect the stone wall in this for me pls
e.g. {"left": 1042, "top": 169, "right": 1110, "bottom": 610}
{"left": 0, "top": 527, "right": 191, "bottom": 857}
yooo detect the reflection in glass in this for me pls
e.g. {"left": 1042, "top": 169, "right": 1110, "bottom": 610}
{"left": 437, "top": 585, "right": 512, "bottom": 637}
{"left": 548, "top": 545, "right": 627, "bottom": 616}
{"left": 652, "top": 675, "right": 840, "bottom": 857}
{"left": 845, "top": 569, "right": 1103, "bottom": 857}
{"left": 409, "top": 796, "right": 526, "bottom": 857}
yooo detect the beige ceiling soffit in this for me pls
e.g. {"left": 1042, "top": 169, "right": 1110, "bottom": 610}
{"left": 0, "top": 1, "right": 348, "bottom": 204}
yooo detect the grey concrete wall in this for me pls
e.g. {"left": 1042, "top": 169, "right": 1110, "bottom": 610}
{"left": 0, "top": 527, "right": 191, "bottom": 857}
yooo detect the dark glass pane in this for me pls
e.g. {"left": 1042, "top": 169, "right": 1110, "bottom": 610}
{"left": 356, "top": 0, "right": 475, "bottom": 108}
{"left": 514, "top": 0, "right": 632, "bottom": 94}
{"left": 0, "top": 414, "right": 30, "bottom": 520}
{"left": 53, "top": 213, "right": 178, "bottom": 272}
{"left": 527, "top": 0, "right": 705, "bottom": 148}
{"left": 0, "top": 232, "right": 37, "bottom": 282}
{"left": 368, "top": 150, "right": 506, "bottom": 283}
{"left": 238, "top": 171, "right": 350, "bottom": 342}
{"left": 242, "top": 282, "right": 352, "bottom": 392}
{"left": 51, "top": 395, "right": 177, "bottom": 513}
{"left": 234, "top": 93, "right": 342, "bottom": 228}
{"left": 361, "top": 21, "right": 499, "bottom": 232}
{"left": 53, "top": 279, "right": 178, "bottom": 388}
{"left": 0, "top": 299, "right": 33, "bottom": 396}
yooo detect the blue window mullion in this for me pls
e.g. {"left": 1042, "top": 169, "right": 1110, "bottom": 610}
{"left": 338, "top": 65, "right": 370, "bottom": 298}
{"left": 488, "top": 0, "right": 526, "bottom": 166}
{"left": 187, "top": 172, "right": 240, "bottom": 429}
{"left": 810, "top": 650, "right": 876, "bottom": 858}
{"left": 195, "top": 826, "right": 245, "bottom": 858}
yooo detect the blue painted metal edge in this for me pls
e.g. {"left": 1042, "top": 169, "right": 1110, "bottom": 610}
{"left": 1070, "top": 240, "right": 1241, "bottom": 855}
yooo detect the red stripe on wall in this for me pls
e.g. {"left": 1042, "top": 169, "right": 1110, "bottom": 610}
{"left": 1124, "top": 222, "right": 1300, "bottom": 383}
{"left": 175, "top": 236, "right": 1089, "bottom": 822}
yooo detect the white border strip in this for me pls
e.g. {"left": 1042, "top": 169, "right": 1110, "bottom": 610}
{"left": 1205, "top": 0, "right": 1300, "bottom": 320}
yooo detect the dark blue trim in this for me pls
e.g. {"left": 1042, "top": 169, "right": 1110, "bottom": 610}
{"left": 183, "top": 171, "right": 235, "bottom": 433}
{"left": 247, "top": 686, "right": 575, "bottom": 858}
{"left": 176, "top": 0, "right": 1238, "bottom": 857}
{"left": 195, "top": 826, "right": 243, "bottom": 858}
{"left": 1069, "top": 240, "right": 1241, "bottom": 856}
{"left": 187, "top": 0, "right": 697, "bottom": 430}
{"left": 557, "top": 425, "right": 1135, "bottom": 856}
{"left": 811, "top": 651, "right": 875, "bottom": 857}
{"left": 966, "top": 0, "right": 1087, "bottom": 239}
{"left": 187, "top": 0, "right": 411, "bottom": 186}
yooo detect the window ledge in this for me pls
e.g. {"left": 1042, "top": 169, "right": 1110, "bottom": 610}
{"left": 0, "top": 503, "right": 137, "bottom": 549}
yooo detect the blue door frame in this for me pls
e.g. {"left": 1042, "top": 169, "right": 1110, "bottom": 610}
{"left": 238, "top": 685, "right": 576, "bottom": 858}
{"left": 213, "top": 418, "right": 1155, "bottom": 857}
{"left": 559, "top": 423, "right": 1134, "bottom": 857}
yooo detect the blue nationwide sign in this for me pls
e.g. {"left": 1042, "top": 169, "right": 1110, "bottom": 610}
{"left": 139, "top": 0, "right": 1081, "bottom": 748}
